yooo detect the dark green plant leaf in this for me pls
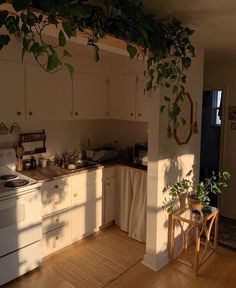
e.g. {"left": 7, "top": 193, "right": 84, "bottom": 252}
{"left": 63, "top": 49, "right": 72, "bottom": 57}
{"left": 127, "top": 44, "right": 137, "bottom": 59}
{"left": 59, "top": 30, "right": 66, "bottom": 47}
{"left": 47, "top": 54, "right": 61, "bottom": 71}
{"left": 64, "top": 63, "right": 74, "bottom": 77}
{"left": 62, "top": 21, "right": 73, "bottom": 38}
{"left": 0, "top": 34, "right": 10, "bottom": 49}
{"left": 12, "top": 0, "right": 31, "bottom": 12}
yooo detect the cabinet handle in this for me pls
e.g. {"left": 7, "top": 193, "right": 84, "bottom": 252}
{"left": 55, "top": 218, "right": 60, "bottom": 223}
{"left": 138, "top": 113, "right": 141, "bottom": 117}
{"left": 54, "top": 185, "right": 59, "bottom": 189}
{"left": 28, "top": 111, "right": 33, "bottom": 116}
{"left": 55, "top": 236, "right": 59, "bottom": 240}
{"left": 17, "top": 111, "right": 21, "bottom": 116}
{"left": 74, "top": 193, "right": 77, "bottom": 197}
{"left": 75, "top": 112, "right": 79, "bottom": 116}
{"left": 54, "top": 201, "right": 59, "bottom": 205}
{"left": 130, "top": 113, "right": 134, "bottom": 116}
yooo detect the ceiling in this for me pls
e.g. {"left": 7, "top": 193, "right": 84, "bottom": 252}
{"left": 143, "top": 0, "right": 236, "bottom": 62}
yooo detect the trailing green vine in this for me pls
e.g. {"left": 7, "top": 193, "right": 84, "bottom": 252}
{"left": 0, "top": 0, "right": 195, "bottom": 125}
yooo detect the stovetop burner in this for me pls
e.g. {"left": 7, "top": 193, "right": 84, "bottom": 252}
{"left": 0, "top": 174, "right": 17, "bottom": 181}
{"left": 4, "top": 179, "right": 29, "bottom": 188}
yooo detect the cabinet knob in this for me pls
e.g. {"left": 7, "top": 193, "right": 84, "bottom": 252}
{"left": 138, "top": 113, "right": 141, "bottom": 117}
{"left": 28, "top": 111, "right": 33, "bottom": 116}
{"left": 54, "top": 201, "right": 59, "bottom": 205}
{"left": 55, "top": 236, "right": 59, "bottom": 240}
{"left": 55, "top": 218, "right": 60, "bottom": 223}
{"left": 130, "top": 113, "right": 134, "bottom": 116}
{"left": 17, "top": 111, "right": 21, "bottom": 116}
{"left": 75, "top": 112, "right": 78, "bottom": 116}
{"left": 54, "top": 185, "right": 59, "bottom": 189}
{"left": 107, "top": 182, "right": 110, "bottom": 186}
{"left": 74, "top": 193, "right": 77, "bottom": 197}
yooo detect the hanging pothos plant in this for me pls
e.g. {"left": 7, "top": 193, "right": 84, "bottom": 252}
{"left": 0, "top": 0, "right": 195, "bottom": 126}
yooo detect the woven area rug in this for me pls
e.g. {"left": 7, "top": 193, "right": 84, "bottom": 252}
{"left": 53, "top": 233, "right": 144, "bottom": 288}
{"left": 218, "top": 216, "right": 236, "bottom": 250}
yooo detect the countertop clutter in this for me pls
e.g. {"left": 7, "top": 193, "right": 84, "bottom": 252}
{"left": 20, "top": 157, "right": 147, "bottom": 182}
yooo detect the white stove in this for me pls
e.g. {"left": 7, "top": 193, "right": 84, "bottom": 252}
{"left": 0, "top": 148, "right": 39, "bottom": 198}
{"left": 0, "top": 148, "right": 42, "bottom": 286}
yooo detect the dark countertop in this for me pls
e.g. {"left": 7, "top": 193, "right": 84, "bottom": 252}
{"left": 101, "top": 158, "right": 147, "bottom": 171}
{"left": 20, "top": 164, "right": 103, "bottom": 182}
{"left": 20, "top": 158, "right": 147, "bottom": 182}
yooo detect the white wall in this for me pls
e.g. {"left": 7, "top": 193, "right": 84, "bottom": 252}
{"left": 204, "top": 59, "right": 236, "bottom": 219}
{"left": 143, "top": 44, "right": 204, "bottom": 271}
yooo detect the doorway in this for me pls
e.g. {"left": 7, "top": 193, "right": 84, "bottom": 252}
{"left": 200, "top": 89, "right": 223, "bottom": 207}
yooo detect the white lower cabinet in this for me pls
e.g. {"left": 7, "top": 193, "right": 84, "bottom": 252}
{"left": 103, "top": 167, "right": 116, "bottom": 226}
{"left": 42, "top": 221, "right": 71, "bottom": 257}
{"left": 71, "top": 169, "right": 103, "bottom": 242}
{"left": 41, "top": 168, "right": 104, "bottom": 257}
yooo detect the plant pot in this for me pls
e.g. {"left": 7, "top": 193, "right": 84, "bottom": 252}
{"left": 187, "top": 196, "right": 203, "bottom": 212}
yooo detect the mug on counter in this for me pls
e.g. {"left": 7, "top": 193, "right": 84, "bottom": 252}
{"left": 40, "top": 158, "right": 47, "bottom": 168}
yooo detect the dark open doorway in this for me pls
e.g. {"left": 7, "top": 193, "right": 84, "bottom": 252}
{"left": 200, "top": 89, "right": 223, "bottom": 207}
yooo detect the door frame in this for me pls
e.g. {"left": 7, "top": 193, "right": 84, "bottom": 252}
{"left": 202, "top": 84, "right": 229, "bottom": 210}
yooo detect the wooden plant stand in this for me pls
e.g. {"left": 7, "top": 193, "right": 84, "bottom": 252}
{"left": 169, "top": 206, "right": 219, "bottom": 275}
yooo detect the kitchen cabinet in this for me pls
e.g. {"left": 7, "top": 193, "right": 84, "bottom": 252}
{"left": 71, "top": 168, "right": 103, "bottom": 242}
{"left": 0, "top": 60, "right": 25, "bottom": 121}
{"left": 26, "top": 64, "right": 73, "bottom": 120}
{"left": 73, "top": 72, "right": 108, "bottom": 119}
{"left": 108, "top": 74, "right": 148, "bottom": 121}
{"left": 108, "top": 74, "right": 136, "bottom": 120}
{"left": 41, "top": 177, "right": 71, "bottom": 256}
{"left": 41, "top": 177, "right": 71, "bottom": 217}
{"left": 102, "top": 167, "right": 116, "bottom": 226}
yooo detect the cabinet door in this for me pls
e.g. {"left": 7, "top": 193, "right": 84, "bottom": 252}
{"left": 108, "top": 74, "right": 136, "bottom": 120}
{"left": 26, "top": 64, "right": 73, "bottom": 120}
{"left": 104, "top": 177, "right": 115, "bottom": 225}
{"left": 136, "top": 74, "right": 148, "bottom": 122}
{"left": 73, "top": 73, "right": 108, "bottom": 119}
{"left": 0, "top": 60, "right": 25, "bottom": 121}
{"left": 70, "top": 170, "right": 103, "bottom": 242}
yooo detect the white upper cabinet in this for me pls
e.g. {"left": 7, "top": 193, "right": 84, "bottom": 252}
{"left": 0, "top": 60, "right": 25, "bottom": 121}
{"left": 26, "top": 65, "right": 73, "bottom": 120}
{"left": 108, "top": 74, "right": 148, "bottom": 121}
{"left": 108, "top": 74, "right": 136, "bottom": 121}
{"left": 136, "top": 74, "right": 148, "bottom": 122}
{"left": 73, "top": 73, "right": 108, "bottom": 119}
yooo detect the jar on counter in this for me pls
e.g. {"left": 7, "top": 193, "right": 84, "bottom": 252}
{"left": 30, "top": 156, "right": 37, "bottom": 169}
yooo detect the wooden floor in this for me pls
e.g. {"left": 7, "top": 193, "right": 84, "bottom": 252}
{"left": 3, "top": 225, "right": 236, "bottom": 288}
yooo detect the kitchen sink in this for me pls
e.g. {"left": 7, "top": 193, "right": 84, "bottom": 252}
{"left": 66, "top": 160, "right": 100, "bottom": 171}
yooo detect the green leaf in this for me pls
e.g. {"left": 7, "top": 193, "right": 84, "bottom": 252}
{"left": 62, "top": 21, "right": 73, "bottom": 38}
{"left": 0, "top": 34, "right": 10, "bottom": 49}
{"left": 63, "top": 49, "right": 72, "bottom": 57}
{"left": 127, "top": 44, "right": 137, "bottom": 59}
{"left": 47, "top": 54, "right": 61, "bottom": 71}
{"left": 59, "top": 30, "right": 66, "bottom": 47}
{"left": 12, "top": 0, "right": 31, "bottom": 12}
{"left": 64, "top": 63, "right": 74, "bottom": 77}
{"left": 164, "top": 96, "right": 170, "bottom": 102}
{"left": 0, "top": 10, "right": 8, "bottom": 27}
{"left": 181, "top": 117, "right": 186, "bottom": 126}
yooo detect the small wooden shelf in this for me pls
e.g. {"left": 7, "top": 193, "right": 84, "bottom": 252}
{"left": 19, "top": 130, "right": 46, "bottom": 155}
{"left": 169, "top": 206, "right": 219, "bottom": 275}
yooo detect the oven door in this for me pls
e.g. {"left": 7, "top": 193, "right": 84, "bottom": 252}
{"left": 0, "top": 188, "right": 42, "bottom": 257}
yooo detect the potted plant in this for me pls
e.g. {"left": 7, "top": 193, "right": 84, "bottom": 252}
{"left": 163, "top": 170, "right": 231, "bottom": 213}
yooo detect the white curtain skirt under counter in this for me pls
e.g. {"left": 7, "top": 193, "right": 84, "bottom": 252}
{"left": 116, "top": 166, "right": 147, "bottom": 242}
